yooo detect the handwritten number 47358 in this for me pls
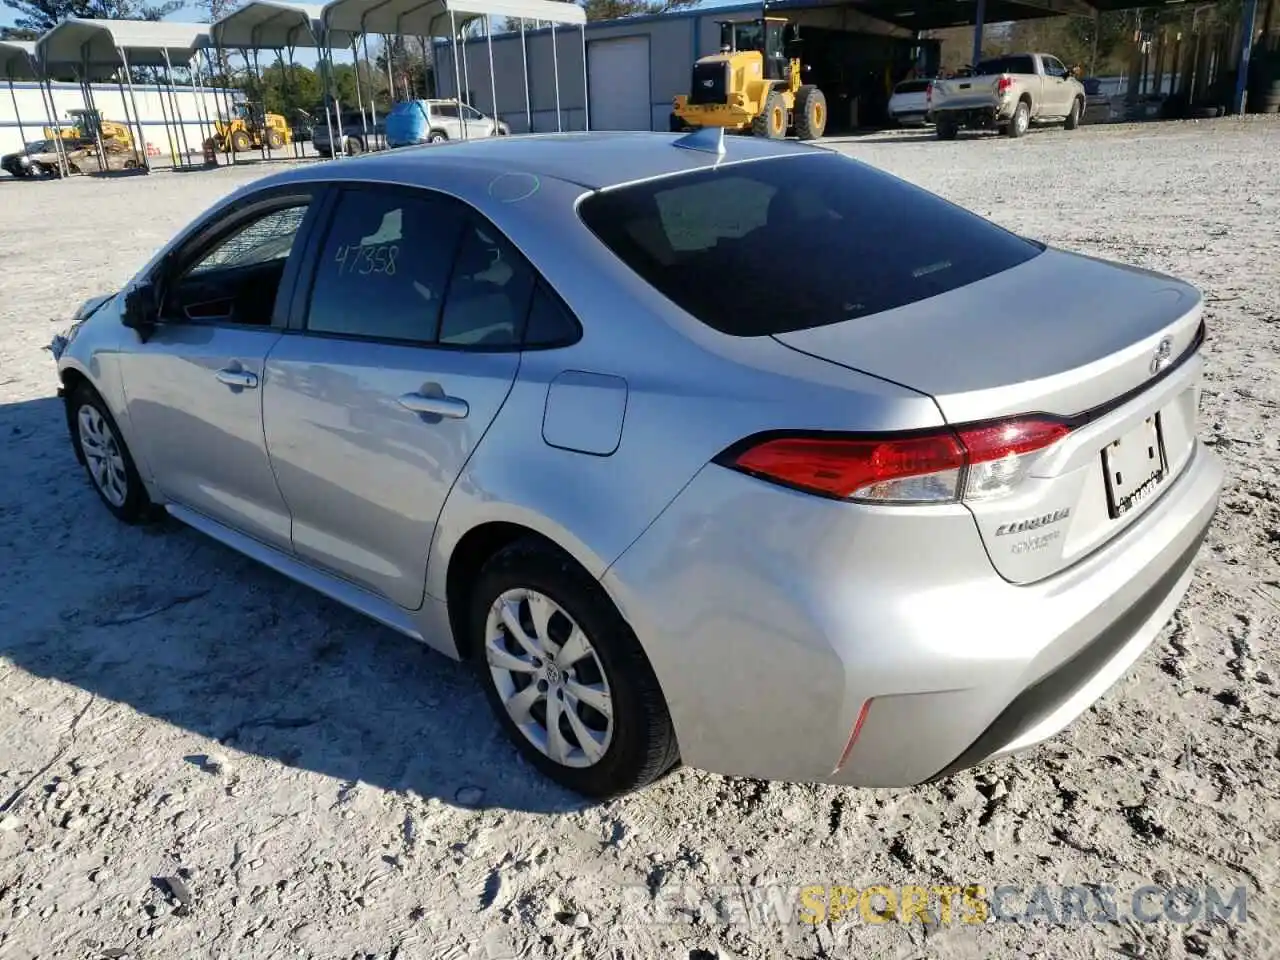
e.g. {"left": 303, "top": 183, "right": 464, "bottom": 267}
{"left": 334, "top": 243, "right": 399, "bottom": 277}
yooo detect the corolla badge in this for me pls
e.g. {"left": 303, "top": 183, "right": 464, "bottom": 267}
{"left": 1149, "top": 336, "right": 1174, "bottom": 375}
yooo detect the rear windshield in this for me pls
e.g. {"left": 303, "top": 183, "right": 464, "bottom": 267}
{"left": 577, "top": 152, "right": 1042, "bottom": 337}
{"left": 974, "top": 55, "right": 1036, "bottom": 76}
{"left": 894, "top": 80, "right": 931, "bottom": 93}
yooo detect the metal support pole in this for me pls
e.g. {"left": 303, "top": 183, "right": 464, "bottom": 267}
{"left": 971, "top": 0, "right": 985, "bottom": 69}
{"left": 40, "top": 79, "right": 70, "bottom": 176}
{"left": 80, "top": 70, "right": 109, "bottom": 170}
{"left": 8, "top": 79, "right": 28, "bottom": 159}
{"left": 417, "top": 36, "right": 430, "bottom": 97}
{"left": 118, "top": 49, "right": 150, "bottom": 172}
{"left": 284, "top": 45, "right": 303, "bottom": 157}
{"left": 450, "top": 13, "right": 465, "bottom": 139}
{"left": 152, "top": 65, "right": 178, "bottom": 168}
{"left": 352, "top": 39, "right": 369, "bottom": 148}
{"left": 1235, "top": 0, "right": 1260, "bottom": 114}
{"left": 1089, "top": 10, "right": 1100, "bottom": 76}
{"left": 580, "top": 23, "right": 589, "bottom": 131}
{"left": 551, "top": 22, "right": 562, "bottom": 132}
{"left": 383, "top": 34, "right": 396, "bottom": 106}
{"left": 162, "top": 51, "right": 192, "bottom": 166}
{"left": 520, "top": 19, "right": 532, "bottom": 132}
{"left": 461, "top": 28, "right": 471, "bottom": 107}
{"left": 214, "top": 45, "right": 235, "bottom": 165}
{"left": 250, "top": 47, "right": 268, "bottom": 159}
{"left": 318, "top": 46, "right": 340, "bottom": 159}
{"left": 361, "top": 31, "right": 380, "bottom": 149}
{"left": 191, "top": 57, "right": 213, "bottom": 161}
{"left": 486, "top": 15, "right": 498, "bottom": 126}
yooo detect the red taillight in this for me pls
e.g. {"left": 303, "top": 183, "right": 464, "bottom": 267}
{"left": 721, "top": 417, "right": 1070, "bottom": 504}
{"left": 996, "top": 75, "right": 1013, "bottom": 95}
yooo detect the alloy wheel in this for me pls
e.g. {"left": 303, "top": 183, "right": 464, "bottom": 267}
{"left": 77, "top": 404, "right": 128, "bottom": 507}
{"left": 484, "top": 588, "right": 614, "bottom": 768}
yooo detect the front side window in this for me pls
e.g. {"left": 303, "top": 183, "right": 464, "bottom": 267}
{"left": 187, "top": 205, "right": 308, "bottom": 276}
{"left": 579, "top": 153, "right": 1042, "bottom": 337}
{"left": 306, "top": 189, "right": 464, "bottom": 343}
{"left": 1042, "top": 57, "right": 1067, "bottom": 78}
{"left": 162, "top": 200, "right": 311, "bottom": 326}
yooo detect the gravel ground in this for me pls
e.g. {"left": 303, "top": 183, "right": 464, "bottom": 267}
{"left": 1, "top": 118, "right": 1278, "bottom": 960}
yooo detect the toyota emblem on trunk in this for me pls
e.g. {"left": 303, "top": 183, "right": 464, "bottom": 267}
{"left": 1150, "top": 336, "right": 1174, "bottom": 375}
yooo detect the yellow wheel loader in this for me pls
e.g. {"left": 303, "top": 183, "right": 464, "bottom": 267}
{"left": 672, "top": 17, "right": 827, "bottom": 141}
{"left": 43, "top": 109, "right": 134, "bottom": 151}
{"left": 204, "top": 102, "right": 293, "bottom": 153}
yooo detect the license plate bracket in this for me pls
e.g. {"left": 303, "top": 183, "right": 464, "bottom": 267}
{"left": 1102, "top": 413, "right": 1168, "bottom": 520}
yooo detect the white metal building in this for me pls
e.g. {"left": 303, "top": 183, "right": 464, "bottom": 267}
{"left": 1, "top": 80, "right": 231, "bottom": 158}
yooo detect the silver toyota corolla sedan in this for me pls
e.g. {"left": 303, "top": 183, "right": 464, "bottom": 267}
{"left": 50, "top": 130, "right": 1222, "bottom": 798}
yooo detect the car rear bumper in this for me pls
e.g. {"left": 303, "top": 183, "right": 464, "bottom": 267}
{"left": 934, "top": 104, "right": 1012, "bottom": 128}
{"left": 603, "top": 440, "right": 1222, "bottom": 787}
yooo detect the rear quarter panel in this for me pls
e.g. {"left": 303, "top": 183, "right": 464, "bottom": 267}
{"left": 423, "top": 173, "right": 943, "bottom": 604}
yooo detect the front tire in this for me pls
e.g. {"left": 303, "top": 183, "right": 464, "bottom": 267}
{"left": 70, "top": 384, "right": 152, "bottom": 524}
{"left": 752, "top": 90, "right": 788, "bottom": 139}
{"left": 345, "top": 136, "right": 364, "bottom": 156}
{"left": 1063, "top": 96, "right": 1082, "bottom": 130}
{"left": 230, "top": 129, "right": 253, "bottom": 152}
{"left": 428, "top": 130, "right": 447, "bottom": 143}
{"left": 469, "top": 539, "right": 679, "bottom": 799}
{"left": 794, "top": 84, "right": 827, "bottom": 140}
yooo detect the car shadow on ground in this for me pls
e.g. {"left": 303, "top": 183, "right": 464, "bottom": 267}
{"left": 0, "top": 394, "right": 586, "bottom": 816}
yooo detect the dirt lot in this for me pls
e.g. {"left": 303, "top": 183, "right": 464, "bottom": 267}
{"left": 1, "top": 118, "right": 1278, "bottom": 960}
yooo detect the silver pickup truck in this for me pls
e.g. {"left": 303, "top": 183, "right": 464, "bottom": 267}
{"left": 928, "top": 52, "right": 1085, "bottom": 140}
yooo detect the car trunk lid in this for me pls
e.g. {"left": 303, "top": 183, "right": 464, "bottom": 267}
{"left": 773, "top": 248, "right": 1206, "bottom": 583}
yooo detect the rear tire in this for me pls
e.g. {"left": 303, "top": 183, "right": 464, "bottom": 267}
{"left": 345, "top": 136, "right": 364, "bottom": 156}
{"left": 1005, "top": 99, "right": 1030, "bottom": 138}
{"left": 752, "top": 90, "right": 788, "bottom": 139}
{"left": 935, "top": 118, "right": 958, "bottom": 140}
{"left": 266, "top": 128, "right": 285, "bottom": 149}
{"left": 1063, "top": 96, "right": 1082, "bottom": 130}
{"left": 469, "top": 538, "right": 679, "bottom": 799}
{"left": 69, "top": 383, "right": 153, "bottom": 525}
{"left": 794, "top": 84, "right": 827, "bottom": 140}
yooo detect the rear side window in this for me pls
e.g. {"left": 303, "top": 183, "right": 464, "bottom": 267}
{"left": 974, "top": 55, "right": 1036, "bottom": 75}
{"left": 307, "top": 188, "right": 464, "bottom": 343}
{"left": 577, "top": 152, "right": 1041, "bottom": 337}
{"left": 438, "top": 219, "right": 535, "bottom": 347}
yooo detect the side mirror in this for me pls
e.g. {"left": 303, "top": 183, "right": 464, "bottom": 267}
{"left": 121, "top": 280, "right": 160, "bottom": 342}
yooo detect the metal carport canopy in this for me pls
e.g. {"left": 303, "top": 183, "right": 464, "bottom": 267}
{"left": 322, "top": 0, "right": 585, "bottom": 39}
{"left": 0, "top": 39, "right": 39, "bottom": 81}
{"left": 211, "top": 1, "right": 356, "bottom": 50}
{"left": 36, "top": 18, "right": 210, "bottom": 70}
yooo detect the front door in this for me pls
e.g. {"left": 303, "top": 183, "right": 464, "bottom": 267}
{"left": 262, "top": 184, "right": 534, "bottom": 608}
{"left": 118, "top": 195, "right": 318, "bottom": 550}
{"left": 461, "top": 103, "right": 495, "bottom": 138}
{"left": 1041, "top": 56, "right": 1071, "bottom": 114}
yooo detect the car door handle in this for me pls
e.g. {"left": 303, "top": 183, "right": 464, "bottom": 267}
{"left": 397, "top": 391, "right": 469, "bottom": 419}
{"left": 215, "top": 368, "right": 258, "bottom": 389}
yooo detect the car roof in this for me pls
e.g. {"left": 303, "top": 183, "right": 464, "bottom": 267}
{"left": 255, "top": 130, "right": 820, "bottom": 192}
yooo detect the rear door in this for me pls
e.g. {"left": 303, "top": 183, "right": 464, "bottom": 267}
{"left": 432, "top": 103, "right": 464, "bottom": 139}
{"left": 262, "top": 183, "right": 534, "bottom": 608}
